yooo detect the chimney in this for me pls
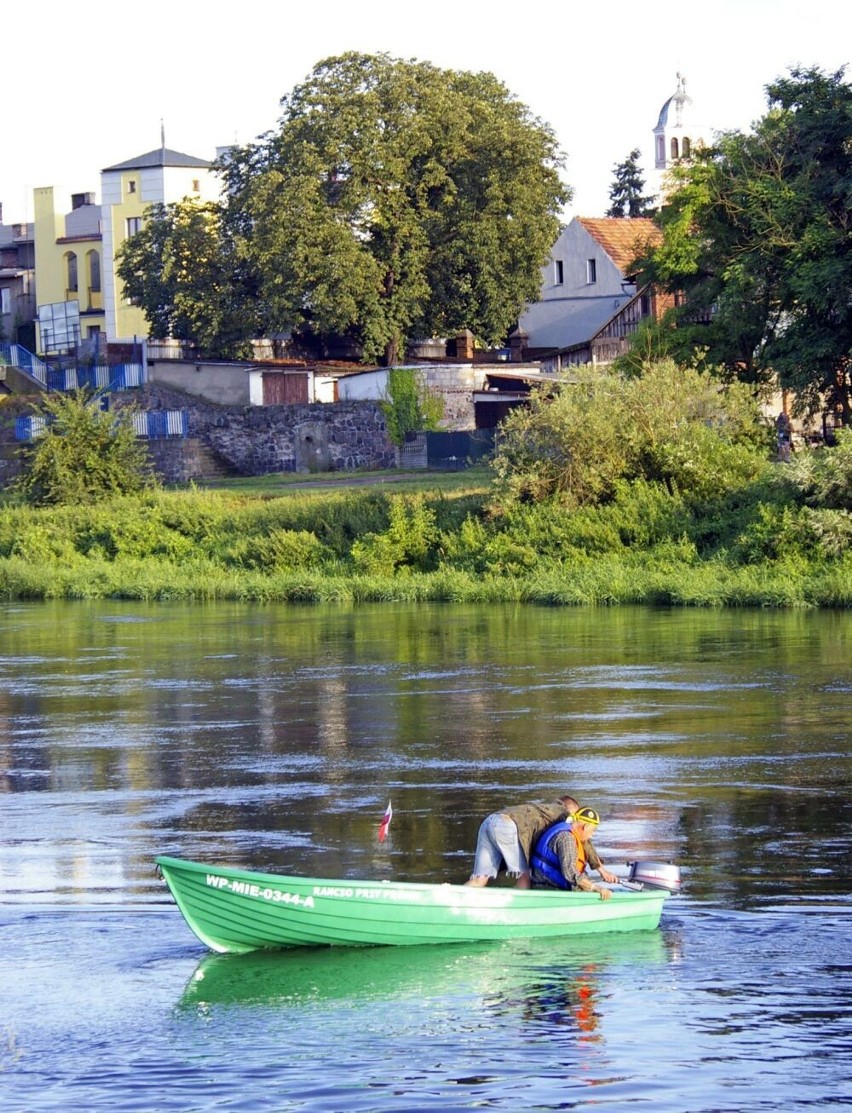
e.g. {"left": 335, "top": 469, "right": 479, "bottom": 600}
{"left": 455, "top": 329, "right": 475, "bottom": 361}
{"left": 508, "top": 326, "right": 528, "bottom": 363}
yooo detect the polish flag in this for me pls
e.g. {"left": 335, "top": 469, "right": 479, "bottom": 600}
{"left": 378, "top": 800, "right": 393, "bottom": 842}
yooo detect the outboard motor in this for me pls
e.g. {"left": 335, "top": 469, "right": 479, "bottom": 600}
{"left": 627, "top": 861, "right": 682, "bottom": 894}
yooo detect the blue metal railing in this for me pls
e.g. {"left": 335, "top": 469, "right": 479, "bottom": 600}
{"left": 45, "top": 363, "right": 145, "bottom": 392}
{"left": 132, "top": 410, "right": 189, "bottom": 438}
{"left": 1, "top": 343, "right": 48, "bottom": 385}
{"left": 15, "top": 409, "right": 187, "bottom": 441}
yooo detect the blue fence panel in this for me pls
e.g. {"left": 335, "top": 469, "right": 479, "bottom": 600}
{"left": 131, "top": 410, "right": 188, "bottom": 439}
{"left": 15, "top": 408, "right": 186, "bottom": 441}
{"left": 14, "top": 416, "right": 48, "bottom": 441}
{"left": 38, "top": 362, "right": 146, "bottom": 393}
{"left": 166, "top": 410, "right": 188, "bottom": 436}
{"left": 115, "top": 363, "right": 145, "bottom": 388}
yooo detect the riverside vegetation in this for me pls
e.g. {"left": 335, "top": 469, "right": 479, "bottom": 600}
{"left": 2, "top": 363, "right": 852, "bottom": 607}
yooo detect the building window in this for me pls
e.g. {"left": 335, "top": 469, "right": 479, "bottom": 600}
{"left": 128, "top": 180, "right": 137, "bottom": 194}
{"left": 682, "top": 136, "right": 691, "bottom": 158}
{"left": 66, "top": 251, "right": 78, "bottom": 292}
{"left": 126, "top": 217, "right": 143, "bottom": 237}
{"left": 87, "top": 250, "right": 101, "bottom": 292}
{"left": 192, "top": 179, "right": 201, "bottom": 192}
{"left": 0, "top": 288, "right": 10, "bottom": 315}
{"left": 554, "top": 260, "right": 564, "bottom": 285}
{"left": 671, "top": 137, "right": 680, "bottom": 160}
{"left": 586, "top": 258, "right": 597, "bottom": 284}
{"left": 657, "top": 136, "right": 665, "bottom": 163}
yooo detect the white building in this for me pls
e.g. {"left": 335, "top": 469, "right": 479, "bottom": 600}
{"left": 651, "top": 73, "right": 712, "bottom": 203}
{"left": 516, "top": 216, "right": 660, "bottom": 353}
{"left": 100, "top": 146, "right": 221, "bottom": 343}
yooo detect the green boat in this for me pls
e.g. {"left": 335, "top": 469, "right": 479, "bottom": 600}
{"left": 156, "top": 856, "right": 669, "bottom": 954}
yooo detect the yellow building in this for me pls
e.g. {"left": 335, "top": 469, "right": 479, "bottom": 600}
{"left": 32, "top": 145, "right": 221, "bottom": 355}
{"left": 32, "top": 187, "right": 104, "bottom": 354}
{"left": 100, "top": 146, "right": 221, "bottom": 343}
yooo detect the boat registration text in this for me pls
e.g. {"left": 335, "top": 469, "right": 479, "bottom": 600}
{"left": 205, "top": 875, "right": 315, "bottom": 908}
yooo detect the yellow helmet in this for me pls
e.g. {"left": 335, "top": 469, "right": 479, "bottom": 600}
{"left": 574, "top": 806, "right": 600, "bottom": 826}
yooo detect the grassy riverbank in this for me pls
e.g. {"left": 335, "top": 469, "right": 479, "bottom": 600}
{"left": 2, "top": 464, "right": 851, "bottom": 606}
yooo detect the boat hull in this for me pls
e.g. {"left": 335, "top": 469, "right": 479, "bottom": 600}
{"left": 156, "top": 856, "right": 668, "bottom": 954}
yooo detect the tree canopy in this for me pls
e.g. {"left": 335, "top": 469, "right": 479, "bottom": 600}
{"left": 116, "top": 200, "right": 262, "bottom": 359}
{"left": 635, "top": 66, "right": 852, "bottom": 422}
{"left": 606, "top": 149, "right": 654, "bottom": 217}
{"left": 120, "top": 53, "right": 569, "bottom": 364}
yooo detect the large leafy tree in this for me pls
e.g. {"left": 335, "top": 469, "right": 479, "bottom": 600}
{"left": 636, "top": 67, "right": 852, "bottom": 421}
{"left": 606, "top": 149, "right": 654, "bottom": 217}
{"left": 220, "top": 53, "right": 569, "bottom": 365}
{"left": 116, "top": 200, "right": 263, "bottom": 358}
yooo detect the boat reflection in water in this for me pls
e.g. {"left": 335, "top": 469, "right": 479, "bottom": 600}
{"left": 178, "top": 928, "right": 673, "bottom": 1016}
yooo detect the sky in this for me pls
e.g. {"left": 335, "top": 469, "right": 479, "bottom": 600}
{"left": 3, "top": 0, "right": 850, "bottom": 226}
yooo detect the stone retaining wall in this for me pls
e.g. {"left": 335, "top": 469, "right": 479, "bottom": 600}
{"left": 0, "top": 386, "right": 397, "bottom": 489}
{"left": 113, "top": 384, "right": 396, "bottom": 478}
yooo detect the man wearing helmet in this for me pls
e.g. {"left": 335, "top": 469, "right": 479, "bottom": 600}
{"left": 530, "top": 806, "right": 614, "bottom": 900}
{"left": 465, "top": 795, "right": 616, "bottom": 891}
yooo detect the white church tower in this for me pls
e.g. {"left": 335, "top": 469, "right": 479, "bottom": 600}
{"left": 651, "top": 74, "right": 712, "bottom": 203}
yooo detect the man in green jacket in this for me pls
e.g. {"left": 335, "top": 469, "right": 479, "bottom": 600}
{"left": 465, "top": 795, "right": 617, "bottom": 889}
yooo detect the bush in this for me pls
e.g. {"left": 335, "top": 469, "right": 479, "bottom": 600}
{"left": 491, "top": 360, "right": 771, "bottom": 508}
{"left": 784, "top": 429, "right": 852, "bottom": 509}
{"left": 350, "top": 494, "right": 439, "bottom": 575}
{"left": 15, "top": 391, "right": 156, "bottom": 506}
{"left": 224, "top": 528, "right": 333, "bottom": 571}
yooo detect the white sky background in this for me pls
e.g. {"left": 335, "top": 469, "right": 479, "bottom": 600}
{"left": 3, "top": 0, "right": 849, "bottom": 225}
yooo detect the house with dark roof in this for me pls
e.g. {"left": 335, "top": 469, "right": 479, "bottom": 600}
{"left": 28, "top": 144, "right": 222, "bottom": 359}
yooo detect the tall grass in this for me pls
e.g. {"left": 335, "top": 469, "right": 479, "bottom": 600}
{"left": 1, "top": 477, "right": 849, "bottom": 608}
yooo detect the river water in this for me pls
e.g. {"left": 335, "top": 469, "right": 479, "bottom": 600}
{"left": 1, "top": 601, "right": 850, "bottom": 1111}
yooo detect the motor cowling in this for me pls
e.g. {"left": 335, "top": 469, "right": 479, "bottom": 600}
{"left": 628, "top": 861, "right": 682, "bottom": 893}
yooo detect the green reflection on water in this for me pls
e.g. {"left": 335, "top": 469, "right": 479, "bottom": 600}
{"left": 1, "top": 601, "right": 849, "bottom": 908}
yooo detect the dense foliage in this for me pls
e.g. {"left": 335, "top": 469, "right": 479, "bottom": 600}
{"left": 606, "top": 149, "right": 655, "bottom": 218}
{"left": 635, "top": 66, "right": 852, "bottom": 422}
{"left": 379, "top": 368, "right": 444, "bottom": 447}
{"left": 118, "top": 53, "right": 568, "bottom": 364}
{"left": 1, "top": 430, "right": 851, "bottom": 607}
{"left": 3, "top": 363, "right": 851, "bottom": 607}
{"left": 14, "top": 391, "right": 157, "bottom": 507}
{"left": 489, "top": 361, "right": 771, "bottom": 506}
{"left": 116, "top": 201, "right": 261, "bottom": 359}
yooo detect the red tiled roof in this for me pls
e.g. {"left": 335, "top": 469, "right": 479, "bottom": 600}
{"left": 576, "top": 217, "right": 662, "bottom": 272}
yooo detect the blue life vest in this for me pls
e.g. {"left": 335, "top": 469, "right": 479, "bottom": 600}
{"left": 531, "top": 820, "right": 580, "bottom": 890}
